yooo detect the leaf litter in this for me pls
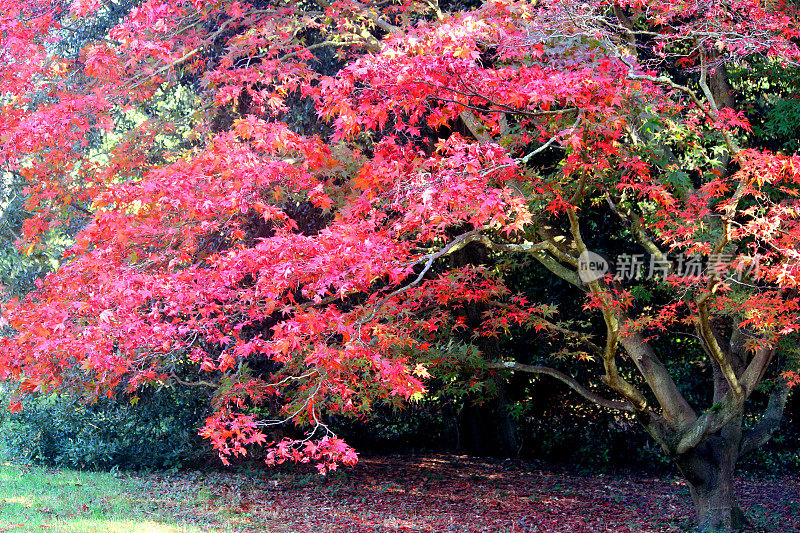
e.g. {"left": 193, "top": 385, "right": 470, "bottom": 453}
{"left": 124, "top": 455, "right": 799, "bottom": 532}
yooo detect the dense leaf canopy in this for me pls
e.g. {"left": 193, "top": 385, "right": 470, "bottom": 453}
{"left": 0, "top": 3, "right": 799, "bottom": 510}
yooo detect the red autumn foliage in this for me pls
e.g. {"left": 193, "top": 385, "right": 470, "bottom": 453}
{"left": 1, "top": 0, "right": 799, "bottom": 529}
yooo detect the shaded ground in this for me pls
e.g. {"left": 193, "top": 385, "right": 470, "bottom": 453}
{"left": 1, "top": 456, "right": 797, "bottom": 532}
{"left": 133, "top": 455, "right": 799, "bottom": 533}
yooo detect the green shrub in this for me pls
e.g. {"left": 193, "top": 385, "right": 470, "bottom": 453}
{"left": 0, "top": 384, "right": 214, "bottom": 470}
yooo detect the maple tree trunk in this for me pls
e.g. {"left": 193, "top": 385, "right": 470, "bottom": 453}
{"left": 674, "top": 415, "right": 749, "bottom": 533}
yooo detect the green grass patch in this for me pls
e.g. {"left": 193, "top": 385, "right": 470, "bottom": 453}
{"left": 0, "top": 463, "right": 230, "bottom": 532}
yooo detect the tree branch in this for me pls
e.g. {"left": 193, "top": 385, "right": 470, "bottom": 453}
{"left": 487, "top": 361, "right": 634, "bottom": 412}
{"left": 739, "top": 345, "right": 776, "bottom": 395}
{"left": 472, "top": 233, "right": 583, "bottom": 287}
{"left": 740, "top": 382, "right": 792, "bottom": 456}
{"left": 566, "top": 208, "right": 649, "bottom": 411}
{"left": 696, "top": 297, "right": 744, "bottom": 397}
{"left": 675, "top": 388, "right": 744, "bottom": 454}
{"left": 673, "top": 344, "right": 774, "bottom": 454}
{"left": 169, "top": 373, "right": 217, "bottom": 388}
{"left": 358, "top": 229, "right": 483, "bottom": 325}
{"left": 605, "top": 195, "right": 669, "bottom": 265}
{"left": 531, "top": 250, "right": 584, "bottom": 288}
{"left": 519, "top": 110, "right": 584, "bottom": 165}
{"left": 617, "top": 329, "right": 698, "bottom": 428}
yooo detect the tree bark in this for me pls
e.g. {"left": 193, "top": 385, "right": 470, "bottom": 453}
{"left": 674, "top": 414, "right": 750, "bottom": 532}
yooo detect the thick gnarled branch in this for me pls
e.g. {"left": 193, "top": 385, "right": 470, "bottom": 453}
{"left": 617, "top": 330, "right": 697, "bottom": 428}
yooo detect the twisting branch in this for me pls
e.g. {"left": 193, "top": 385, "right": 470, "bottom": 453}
{"left": 488, "top": 361, "right": 634, "bottom": 412}
{"left": 616, "top": 329, "right": 697, "bottom": 428}
{"left": 473, "top": 233, "right": 584, "bottom": 287}
{"left": 472, "top": 235, "right": 549, "bottom": 254}
{"left": 532, "top": 250, "right": 584, "bottom": 288}
{"left": 566, "top": 208, "right": 649, "bottom": 411}
{"left": 671, "top": 333, "right": 773, "bottom": 454}
{"left": 357, "top": 229, "right": 484, "bottom": 326}
{"left": 694, "top": 222, "right": 745, "bottom": 398}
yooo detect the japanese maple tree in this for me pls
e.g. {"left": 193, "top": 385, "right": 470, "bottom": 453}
{"left": 1, "top": 0, "right": 800, "bottom": 531}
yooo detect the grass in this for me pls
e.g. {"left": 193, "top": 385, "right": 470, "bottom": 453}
{"left": 0, "top": 463, "right": 226, "bottom": 532}
{"left": 1, "top": 457, "right": 797, "bottom": 532}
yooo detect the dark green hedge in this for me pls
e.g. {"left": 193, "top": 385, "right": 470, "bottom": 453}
{"left": 0, "top": 384, "right": 214, "bottom": 470}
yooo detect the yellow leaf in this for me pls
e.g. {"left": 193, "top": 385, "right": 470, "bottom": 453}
{"left": 412, "top": 364, "right": 431, "bottom": 378}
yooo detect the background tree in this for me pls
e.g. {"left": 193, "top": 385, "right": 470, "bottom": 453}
{"left": 1, "top": 1, "right": 799, "bottom": 531}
